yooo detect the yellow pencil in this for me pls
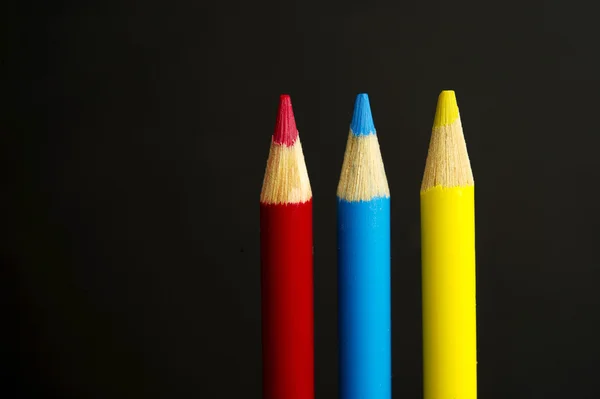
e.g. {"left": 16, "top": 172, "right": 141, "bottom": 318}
{"left": 421, "top": 90, "right": 477, "bottom": 399}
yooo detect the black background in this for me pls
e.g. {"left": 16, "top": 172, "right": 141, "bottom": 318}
{"left": 4, "top": 0, "right": 600, "bottom": 397}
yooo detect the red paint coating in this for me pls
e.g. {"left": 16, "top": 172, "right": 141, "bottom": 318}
{"left": 260, "top": 199, "right": 313, "bottom": 399}
{"left": 273, "top": 94, "right": 299, "bottom": 146}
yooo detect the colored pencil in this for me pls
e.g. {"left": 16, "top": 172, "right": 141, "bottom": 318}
{"left": 337, "top": 93, "right": 391, "bottom": 399}
{"left": 260, "top": 94, "right": 314, "bottom": 399}
{"left": 421, "top": 90, "right": 477, "bottom": 399}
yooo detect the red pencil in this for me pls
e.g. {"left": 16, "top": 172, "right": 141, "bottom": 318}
{"left": 260, "top": 94, "right": 314, "bottom": 399}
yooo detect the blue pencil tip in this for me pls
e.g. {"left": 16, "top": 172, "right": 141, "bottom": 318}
{"left": 350, "top": 93, "right": 376, "bottom": 136}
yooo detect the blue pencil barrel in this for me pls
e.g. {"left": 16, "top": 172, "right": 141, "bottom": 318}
{"left": 338, "top": 197, "right": 391, "bottom": 399}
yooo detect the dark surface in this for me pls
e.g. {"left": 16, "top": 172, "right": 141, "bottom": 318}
{"left": 4, "top": 0, "right": 600, "bottom": 397}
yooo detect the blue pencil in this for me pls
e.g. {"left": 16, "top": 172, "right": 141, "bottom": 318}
{"left": 337, "top": 93, "right": 391, "bottom": 399}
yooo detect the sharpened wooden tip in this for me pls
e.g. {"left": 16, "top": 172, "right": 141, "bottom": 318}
{"left": 261, "top": 95, "right": 311, "bottom": 204}
{"left": 421, "top": 90, "right": 473, "bottom": 192}
{"left": 338, "top": 93, "right": 389, "bottom": 201}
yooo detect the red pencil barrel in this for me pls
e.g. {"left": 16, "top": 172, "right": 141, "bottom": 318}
{"left": 260, "top": 200, "right": 314, "bottom": 399}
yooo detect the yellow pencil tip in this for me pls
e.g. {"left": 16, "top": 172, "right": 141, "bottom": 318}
{"left": 433, "top": 90, "right": 459, "bottom": 128}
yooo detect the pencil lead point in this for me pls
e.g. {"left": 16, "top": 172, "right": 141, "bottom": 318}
{"left": 273, "top": 94, "right": 298, "bottom": 146}
{"left": 350, "top": 93, "right": 376, "bottom": 136}
{"left": 433, "top": 90, "right": 459, "bottom": 128}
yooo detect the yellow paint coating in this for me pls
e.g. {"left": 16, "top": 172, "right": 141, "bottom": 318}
{"left": 421, "top": 185, "right": 477, "bottom": 399}
{"left": 433, "top": 91, "right": 459, "bottom": 128}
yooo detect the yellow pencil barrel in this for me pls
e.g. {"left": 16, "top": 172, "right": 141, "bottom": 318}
{"left": 421, "top": 186, "right": 476, "bottom": 399}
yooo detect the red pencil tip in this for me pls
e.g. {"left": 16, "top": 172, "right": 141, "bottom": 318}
{"left": 273, "top": 94, "right": 298, "bottom": 146}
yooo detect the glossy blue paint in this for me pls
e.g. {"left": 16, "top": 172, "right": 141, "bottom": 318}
{"left": 337, "top": 196, "right": 391, "bottom": 399}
